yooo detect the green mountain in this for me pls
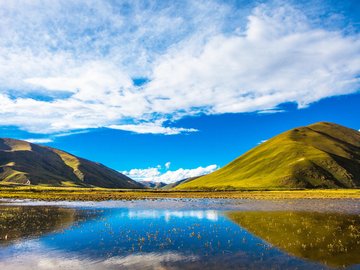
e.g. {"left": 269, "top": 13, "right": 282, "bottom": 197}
{"left": 0, "top": 138, "right": 144, "bottom": 189}
{"left": 175, "top": 122, "right": 360, "bottom": 190}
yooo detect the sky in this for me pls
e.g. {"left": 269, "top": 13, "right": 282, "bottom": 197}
{"left": 0, "top": 0, "right": 359, "bottom": 183}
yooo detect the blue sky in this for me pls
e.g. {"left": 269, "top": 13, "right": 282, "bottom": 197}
{"left": 0, "top": 0, "right": 359, "bottom": 183}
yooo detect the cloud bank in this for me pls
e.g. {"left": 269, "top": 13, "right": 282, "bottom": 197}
{"left": 123, "top": 164, "right": 218, "bottom": 184}
{"left": 0, "top": 1, "right": 359, "bottom": 134}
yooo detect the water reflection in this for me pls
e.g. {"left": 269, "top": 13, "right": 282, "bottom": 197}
{"left": 227, "top": 211, "right": 360, "bottom": 267}
{"left": 126, "top": 210, "right": 218, "bottom": 221}
{"left": 0, "top": 206, "right": 76, "bottom": 245}
{"left": 0, "top": 202, "right": 359, "bottom": 269}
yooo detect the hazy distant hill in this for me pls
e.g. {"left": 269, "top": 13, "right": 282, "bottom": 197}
{"left": 175, "top": 122, "right": 360, "bottom": 190}
{"left": 0, "top": 138, "right": 144, "bottom": 189}
{"left": 139, "top": 181, "right": 167, "bottom": 189}
{"left": 162, "top": 176, "right": 202, "bottom": 189}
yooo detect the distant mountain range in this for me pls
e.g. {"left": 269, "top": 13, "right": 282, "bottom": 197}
{"left": 139, "top": 181, "right": 167, "bottom": 189}
{"left": 175, "top": 122, "right": 360, "bottom": 190}
{"left": 162, "top": 176, "right": 202, "bottom": 189}
{"left": 0, "top": 138, "right": 144, "bottom": 189}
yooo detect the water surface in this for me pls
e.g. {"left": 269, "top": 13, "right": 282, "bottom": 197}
{"left": 0, "top": 199, "right": 359, "bottom": 270}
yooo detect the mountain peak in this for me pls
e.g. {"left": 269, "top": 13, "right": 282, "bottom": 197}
{"left": 0, "top": 138, "right": 144, "bottom": 189}
{"left": 175, "top": 122, "right": 360, "bottom": 190}
{"left": 0, "top": 138, "right": 32, "bottom": 152}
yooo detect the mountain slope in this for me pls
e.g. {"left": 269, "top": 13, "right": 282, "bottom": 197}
{"left": 162, "top": 176, "right": 202, "bottom": 190}
{"left": 0, "top": 138, "right": 144, "bottom": 189}
{"left": 175, "top": 122, "right": 360, "bottom": 190}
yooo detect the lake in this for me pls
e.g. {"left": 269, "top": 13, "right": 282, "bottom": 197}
{"left": 0, "top": 199, "right": 359, "bottom": 269}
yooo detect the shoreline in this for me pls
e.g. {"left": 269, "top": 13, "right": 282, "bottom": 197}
{"left": 0, "top": 187, "right": 360, "bottom": 201}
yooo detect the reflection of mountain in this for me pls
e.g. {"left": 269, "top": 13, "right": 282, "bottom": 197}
{"left": 227, "top": 211, "right": 360, "bottom": 267}
{"left": 0, "top": 206, "right": 77, "bottom": 245}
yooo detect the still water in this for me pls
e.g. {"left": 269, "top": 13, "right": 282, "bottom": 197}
{"left": 0, "top": 199, "right": 359, "bottom": 270}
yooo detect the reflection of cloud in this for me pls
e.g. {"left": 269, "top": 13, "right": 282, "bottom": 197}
{"left": 126, "top": 210, "right": 218, "bottom": 222}
{"left": 0, "top": 249, "right": 196, "bottom": 270}
{"left": 164, "top": 210, "right": 218, "bottom": 222}
{"left": 104, "top": 252, "right": 197, "bottom": 269}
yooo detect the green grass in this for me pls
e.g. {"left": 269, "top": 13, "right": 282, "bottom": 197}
{"left": 176, "top": 122, "right": 360, "bottom": 190}
{"left": 52, "top": 149, "right": 84, "bottom": 181}
{"left": 0, "top": 186, "right": 360, "bottom": 201}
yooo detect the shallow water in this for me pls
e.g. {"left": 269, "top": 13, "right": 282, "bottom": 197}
{"left": 0, "top": 199, "right": 359, "bottom": 270}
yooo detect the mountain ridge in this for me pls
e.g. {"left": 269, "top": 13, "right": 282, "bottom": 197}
{"left": 0, "top": 138, "right": 144, "bottom": 189}
{"left": 175, "top": 122, "right": 360, "bottom": 190}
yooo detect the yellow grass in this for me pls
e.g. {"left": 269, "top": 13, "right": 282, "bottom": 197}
{"left": 0, "top": 186, "right": 360, "bottom": 201}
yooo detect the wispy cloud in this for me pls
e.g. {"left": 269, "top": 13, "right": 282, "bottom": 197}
{"left": 21, "top": 130, "right": 90, "bottom": 144}
{"left": 53, "top": 130, "right": 90, "bottom": 137}
{"left": 23, "top": 138, "right": 53, "bottom": 144}
{"left": 165, "top": 161, "right": 171, "bottom": 169}
{"left": 0, "top": 1, "right": 359, "bottom": 135}
{"left": 108, "top": 123, "right": 198, "bottom": 135}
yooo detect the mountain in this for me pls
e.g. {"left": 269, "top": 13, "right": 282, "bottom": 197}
{"left": 175, "top": 122, "right": 360, "bottom": 190}
{"left": 139, "top": 181, "right": 167, "bottom": 189}
{"left": 0, "top": 138, "right": 144, "bottom": 189}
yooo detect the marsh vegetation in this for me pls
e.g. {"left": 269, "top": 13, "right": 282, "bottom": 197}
{"left": 1, "top": 186, "right": 360, "bottom": 201}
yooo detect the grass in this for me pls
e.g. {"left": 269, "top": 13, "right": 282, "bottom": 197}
{"left": 52, "top": 149, "right": 84, "bottom": 181}
{"left": 0, "top": 186, "right": 360, "bottom": 201}
{"left": 176, "top": 122, "right": 360, "bottom": 190}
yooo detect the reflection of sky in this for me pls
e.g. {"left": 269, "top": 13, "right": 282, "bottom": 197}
{"left": 0, "top": 207, "right": 352, "bottom": 270}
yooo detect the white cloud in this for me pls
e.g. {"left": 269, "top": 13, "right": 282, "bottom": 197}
{"left": 165, "top": 162, "right": 171, "bottom": 169}
{"left": 108, "top": 123, "right": 198, "bottom": 135}
{"left": 53, "top": 130, "right": 90, "bottom": 137}
{"left": 21, "top": 130, "right": 90, "bottom": 144}
{"left": 123, "top": 164, "right": 218, "bottom": 184}
{"left": 0, "top": 2, "right": 359, "bottom": 135}
{"left": 23, "top": 138, "right": 53, "bottom": 144}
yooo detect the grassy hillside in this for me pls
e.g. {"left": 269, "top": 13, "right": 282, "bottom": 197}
{"left": 176, "top": 122, "right": 360, "bottom": 190}
{"left": 0, "top": 138, "right": 144, "bottom": 189}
